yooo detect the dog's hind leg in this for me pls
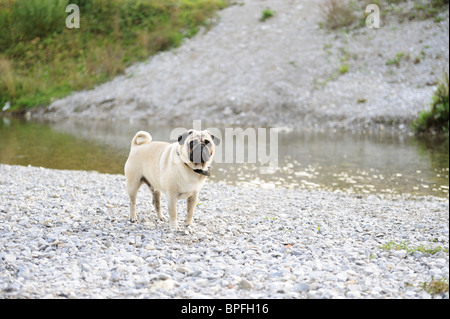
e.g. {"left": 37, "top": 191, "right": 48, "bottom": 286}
{"left": 141, "top": 177, "right": 164, "bottom": 221}
{"left": 125, "top": 174, "right": 141, "bottom": 223}
{"left": 152, "top": 190, "right": 165, "bottom": 220}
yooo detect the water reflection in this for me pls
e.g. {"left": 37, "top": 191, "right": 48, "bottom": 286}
{"left": 0, "top": 117, "right": 448, "bottom": 197}
{"left": 0, "top": 117, "right": 128, "bottom": 174}
{"left": 212, "top": 128, "right": 449, "bottom": 197}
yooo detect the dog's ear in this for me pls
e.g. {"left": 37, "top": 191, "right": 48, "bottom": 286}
{"left": 178, "top": 130, "right": 192, "bottom": 145}
{"left": 211, "top": 134, "right": 220, "bottom": 146}
{"left": 206, "top": 130, "right": 220, "bottom": 146}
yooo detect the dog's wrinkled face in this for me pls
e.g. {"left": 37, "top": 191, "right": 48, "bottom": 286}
{"left": 178, "top": 130, "right": 220, "bottom": 168}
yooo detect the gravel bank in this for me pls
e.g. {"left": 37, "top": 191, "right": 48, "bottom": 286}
{"left": 0, "top": 164, "right": 448, "bottom": 299}
{"left": 32, "top": 0, "right": 449, "bottom": 130}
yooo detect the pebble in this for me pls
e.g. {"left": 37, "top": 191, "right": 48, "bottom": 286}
{"left": 176, "top": 266, "right": 191, "bottom": 275}
{"left": 238, "top": 279, "right": 253, "bottom": 290}
{"left": 0, "top": 164, "right": 448, "bottom": 299}
{"left": 346, "top": 290, "right": 362, "bottom": 299}
{"left": 336, "top": 271, "right": 349, "bottom": 282}
{"left": 3, "top": 254, "right": 16, "bottom": 263}
{"left": 295, "top": 283, "right": 310, "bottom": 293}
{"left": 393, "top": 250, "right": 408, "bottom": 259}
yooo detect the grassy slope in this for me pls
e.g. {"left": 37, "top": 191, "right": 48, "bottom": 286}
{"left": 0, "top": 0, "right": 227, "bottom": 110}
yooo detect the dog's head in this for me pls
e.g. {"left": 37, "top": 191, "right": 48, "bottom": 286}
{"left": 178, "top": 129, "right": 220, "bottom": 169}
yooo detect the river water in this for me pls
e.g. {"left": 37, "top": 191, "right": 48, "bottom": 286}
{"left": 0, "top": 117, "right": 448, "bottom": 198}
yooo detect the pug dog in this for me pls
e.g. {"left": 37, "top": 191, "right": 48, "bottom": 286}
{"left": 124, "top": 129, "right": 220, "bottom": 229}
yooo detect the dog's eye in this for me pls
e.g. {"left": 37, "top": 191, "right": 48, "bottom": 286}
{"left": 204, "top": 140, "right": 211, "bottom": 145}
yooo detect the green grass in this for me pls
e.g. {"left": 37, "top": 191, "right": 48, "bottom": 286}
{"left": 406, "top": 0, "right": 450, "bottom": 21}
{"left": 412, "top": 72, "right": 449, "bottom": 135}
{"left": 339, "top": 63, "right": 349, "bottom": 74}
{"left": 0, "top": 0, "right": 228, "bottom": 110}
{"left": 379, "top": 240, "right": 449, "bottom": 255}
{"left": 260, "top": 8, "right": 274, "bottom": 22}
{"left": 385, "top": 52, "right": 405, "bottom": 66}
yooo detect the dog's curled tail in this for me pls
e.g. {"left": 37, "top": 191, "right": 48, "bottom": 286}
{"left": 131, "top": 131, "right": 152, "bottom": 147}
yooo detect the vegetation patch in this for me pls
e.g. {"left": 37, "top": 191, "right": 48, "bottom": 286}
{"left": 412, "top": 72, "right": 449, "bottom": 135}
{"left": 320, "top": 0, "right": 449, "bottom": 31}
{"left": 339, "top": 60, "right": 349, "bottom": 74}
{"left": 320, "top": 0, "right": 359, "bottom": 30}
{"left": 379, "top": 240, "right": 449, "bottom": 255}
{"left": 260, "top": 8, "right": 274, "bottom": 22}
{"left": 394, "top": 0, "right": 450, "bottom": 22}
{"left": 385, "top": 52, "right": 405, "bottom": 67}
{"left": 0, "top": 0, "right": 228, "bottom": 111}
{"left": 422, "top": 277, "right": 449, "bottom": 296}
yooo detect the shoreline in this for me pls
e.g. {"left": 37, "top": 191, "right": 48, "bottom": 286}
{"left": 1, "top": 164, "right": 448, "bottom": 299}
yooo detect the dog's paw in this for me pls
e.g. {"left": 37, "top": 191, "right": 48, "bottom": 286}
{"left": 183, "top": 224, "right": 196, "bottom": 235}
{"left": 184, "top": 219, "right": 194, "bottom": 228}
{"left": 129, "top": 212, "right": 138, "bottom": 223}
{"left": 157, "top": 214, "right": 167, "bottom": 222}
{"left": 169, "top": 220, "right": 179, "bottom": 229}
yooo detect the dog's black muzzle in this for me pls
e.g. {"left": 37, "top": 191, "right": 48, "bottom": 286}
{"left": 189, "top": 141, "right": 211, "bottom": 164}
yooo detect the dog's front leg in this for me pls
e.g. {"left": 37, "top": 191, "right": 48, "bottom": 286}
{"left": 167, "top": 195, "right": 179, "bottom": 229}
{"left": 185, "top": 192, "right": 198, "bottom": 226}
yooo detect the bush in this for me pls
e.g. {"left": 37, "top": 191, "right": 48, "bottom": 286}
{"left": 321, "top": 0, "right": 358, "bottom": 30}
{"left": 412, "top": 72, "right": 449, "bottom": 135}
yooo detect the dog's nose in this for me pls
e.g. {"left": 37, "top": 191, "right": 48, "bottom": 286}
{"left": 200, "top": 145, "right": 210, "bottom": 163}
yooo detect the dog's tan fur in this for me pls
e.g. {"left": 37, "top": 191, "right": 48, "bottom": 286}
{"left": 124, "top": 130, "right": 219, "bottom": 228}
